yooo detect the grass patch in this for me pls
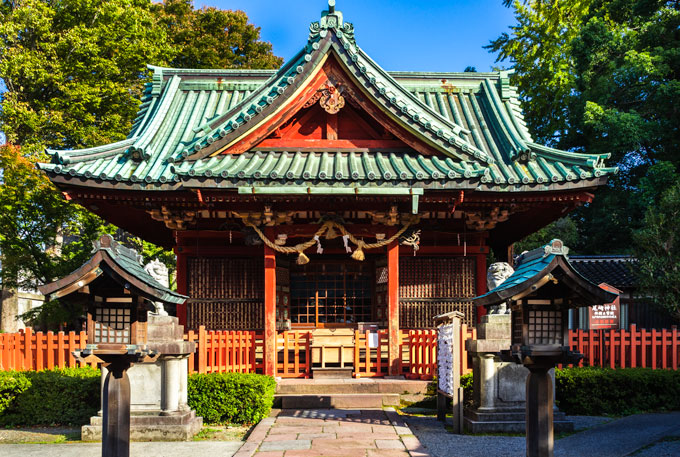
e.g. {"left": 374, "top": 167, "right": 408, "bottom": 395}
{"left": 192, "top": 424, "right": 250, "bottom": 441}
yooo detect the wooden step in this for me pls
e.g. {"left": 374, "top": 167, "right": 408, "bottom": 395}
{"left": 278, "top": 393, "right": 400, "bottom": 409}
{"left": 312, "top": 367, "right": 354, "bottom": 379}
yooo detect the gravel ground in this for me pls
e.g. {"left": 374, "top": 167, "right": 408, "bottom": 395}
{"left": 404, "top": 414, "right": 676, "bottom": 457}
{"left": 404, "top": 415, "right": 526, "bottom": 457}
{"left": 633, "top": 436, "right": 680, "bottom": 457}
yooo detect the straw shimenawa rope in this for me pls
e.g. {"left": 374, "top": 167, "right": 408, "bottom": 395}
{"left": 235, "top": 214, "right": 416, "bottom": 264}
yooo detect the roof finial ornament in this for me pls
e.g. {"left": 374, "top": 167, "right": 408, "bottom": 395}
{"left": 309, "top": 0, "right": 355, "bottom": 45}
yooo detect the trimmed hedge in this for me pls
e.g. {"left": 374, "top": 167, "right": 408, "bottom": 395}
{"left": 0, "top": 367, "right": 100, "bottom": 426}
{"left": 188, "top": 372, "right": 276, "bottom": 424}
{"left": 556, "top": 367, "right": 680, "bottom": 416}
{"left": 0, "top": 371, "right": 31, "bottom": 415}
{"left": 0, "top": 368, "right": 276, "bottom": 426}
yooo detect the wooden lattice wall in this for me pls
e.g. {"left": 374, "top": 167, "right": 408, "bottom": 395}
{"left": 186, "top": 257, "right": 264, "bottom": 330}
{"left": 399, "top": 257, "right": 477, "bottom": 328}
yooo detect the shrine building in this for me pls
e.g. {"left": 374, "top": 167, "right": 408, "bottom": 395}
{"left": 39, "top": 2, "right": 617, "bottom": 377}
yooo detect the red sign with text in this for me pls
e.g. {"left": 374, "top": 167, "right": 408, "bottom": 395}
{"left": 588, "top": 283, "right": 622, "bottom": 330}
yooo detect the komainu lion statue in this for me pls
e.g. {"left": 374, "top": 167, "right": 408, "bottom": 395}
{"left": 486, "top": 262, "right": 514, "bottom": 315}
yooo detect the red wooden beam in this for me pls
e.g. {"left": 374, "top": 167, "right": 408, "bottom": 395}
{"left": 399, "top": 245, "right": 489, "bottom": 255}
{"left": 387, "top": 238, "right": 400, "bottom": 376}
{"left": 263, "top": 227, "right": 277, "bottom": 377}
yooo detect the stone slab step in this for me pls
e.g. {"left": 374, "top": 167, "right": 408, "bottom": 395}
{"left": 465, "top": 410, "right": 568, "bottom": 422}
{"left": 276, "top": 379, "right": 429, "bottom": 395}
{"left": 278, "top": 393, "right": 400, "bottom": 409}
{"left": 463, "top": 418, "right": 575, "bottom": 434}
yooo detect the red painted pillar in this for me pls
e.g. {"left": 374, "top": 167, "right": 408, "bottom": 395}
{"left": 264, "top": 229, "right": 277, "bottom": 377}
{"left": 475, "top": 252, "right": 487, "bottom": 323}
{"left": 175, "top": 248, "right": 188, "bottom": 327}
{"left": 387, "top": 239, "right": 400, "bottom": 376}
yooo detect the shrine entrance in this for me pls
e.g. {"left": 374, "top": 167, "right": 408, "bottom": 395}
{"left": 289, "top": 259, "right": 373, "bottom": 328}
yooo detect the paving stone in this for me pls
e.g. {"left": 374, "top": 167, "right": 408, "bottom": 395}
{"left": 276, "top": 418, "right": 330, "bottom": 426}
{"left": 259, "top": 439, "right": 311, "bottom": 452}
{"left": 285, "top": 449, "right": 369, "bottom": 457}
{"left": 269, "top": 426, "right": 323, "bottom": 435}
{"left": 393, "top": 426, "right": 411, "bottom": 436}
{"left": 312, "top": 438, "right": 377, "bottom": 449}
{"left": 335, "top": 432, "right": 398, "bottom": 440}
{"left": 298, "top": 433, "right": 337, "bottom": 440}
{"left": 400, "top": 436, "right": 424, "bottom": 453}
{"left": 375, "top": 440, "right": 406, "bottom": 450}
{"left": 239, "top": 443, "right": 260, "bottom": 452}
{"left": 255, "top": 452, "right": 285, "bottom": 457}
{"left": 367, "top": 450, "right": 411, "bottom": 457}
{"left": 371, "top": 425, "right": 398, "bottom": 433}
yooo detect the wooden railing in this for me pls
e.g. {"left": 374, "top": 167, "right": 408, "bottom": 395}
{"left": 5, "top": 326, "right": 678, "bottom": 377}
{"left": 276, "top": 331, "right": 312, "bottom": 378}
{"left": 400, "top": 325, "right": 477, "bottom": 379}
{"left": 184, "top": 327, "right": 264, "bottom": 374}
{"left": 354, "top": 330, "right": 390, "bottom": 378}
{"left": 567, "top": 325, "right": 679, "bottom": 369}
{"left": 0, "top": 328, "right": 97, "bottom": 371}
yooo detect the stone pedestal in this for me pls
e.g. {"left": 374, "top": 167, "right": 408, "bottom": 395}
{"left": 464, "top": 315, "right": 573, "bottom": 433}
{"left": 82, "top": 315, "right": 202, "bottom": 441}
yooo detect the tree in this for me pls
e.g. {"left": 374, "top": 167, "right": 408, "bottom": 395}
{"left": 489, "top": 0, "right": 680, "bottom": 254}
{"left": 0, "top": 145, "right": 114, "bottom": 329}
{"left": 513, "top": 217, "right": 579, "bottom": 254}
{"left": 633, "top": 177, "right": 680, "bottom": 321}
{"left": 0, "top": 0, "right": 282, "bottom": 328}
{"left": 153, "top": 0, "right": 283, "bottom": 70}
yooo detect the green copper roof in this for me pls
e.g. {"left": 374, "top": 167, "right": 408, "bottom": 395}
{"left": 39, "top": 3, "right": 617, "bottom": 192}
{"left": 473, "top": 239, "right": 618, "bottom": 307}
{"left": 39, "top": 234, "right": 186, "bottom": 305}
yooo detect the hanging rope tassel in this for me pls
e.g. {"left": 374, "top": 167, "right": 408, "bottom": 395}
{"left": 351, "top": 240, "right": 365, "bottom": 261}
{"left": 314, "top": 235, "right": 323, "bottom": 254}
{"left": 297, "top": 250, "right": 310, "bottom": 265}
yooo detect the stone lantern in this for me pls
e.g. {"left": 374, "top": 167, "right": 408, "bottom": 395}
{"left": 473, "top": 240, "right": 617, "bottom": 457}
{"left": 39, "top": 234, "right": 190, "bottom": 457}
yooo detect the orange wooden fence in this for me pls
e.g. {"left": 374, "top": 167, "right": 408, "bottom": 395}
{"left": 0, "top": 328, "right": 97, "bottom": 371}
{"left": 567, "top": 325, "right": 679, "bottom": 370}
{"left": 184, "top": 328, "right": 264, "bottom": 374}
{"left": 401, "top": 325, "right": 477, "bottom": 379}
{"left": 353, "top": 329, "right": 390, "bottom": 378}
{"left": 276, "top": 331, "right": 312, "bottom": 378}
{"left": 4, "top": 326, "right": 679, "bottom": 377}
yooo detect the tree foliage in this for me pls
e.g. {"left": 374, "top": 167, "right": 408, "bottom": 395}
{"left": 633, "top": 175, "right": 680, "bottom": 319}
{"left": 153, "top": 0, "right": 283, "bottom": 70}
{"left": 490, "top": 0, "right": 680, "bottom": 253}
{"left": 0, "top": 0, "right": 282, "bottom": 327}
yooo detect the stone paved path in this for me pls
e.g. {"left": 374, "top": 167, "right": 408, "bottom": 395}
{"left": 234, "top": 409, "right": 429, "bottom": 457}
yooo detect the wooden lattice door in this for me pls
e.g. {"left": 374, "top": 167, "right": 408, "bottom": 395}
{"left": 290, "top": 260, "right": 373, "bottom": 327}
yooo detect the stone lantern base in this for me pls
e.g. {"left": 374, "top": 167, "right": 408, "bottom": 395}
{"left": 82, "top": 409, "right": 202, "bottom": 441}
{"left": 82, "top": 315, "right": 202, "bottom": 441}
{"left": 464, "top": 315, "right": 573, "bottom": 434}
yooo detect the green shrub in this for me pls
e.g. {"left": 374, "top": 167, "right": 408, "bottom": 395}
{"left": 555, "top": 367, "right": 680, "bottom": 416}
{"left": 461, "top": 372, "right": 473, "bottom": 407}
{"left": 0, "top": 371, "right": 31, "bottom": 414}
{"left": 188, "top": 372, "right": 276, "bottom": 424}
{"left": 0, "top": 367, "right": 100, "bottom": 426}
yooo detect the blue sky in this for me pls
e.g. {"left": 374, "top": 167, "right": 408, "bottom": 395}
{"left": 199, "top": 0, "right": 516, "bottom": 72}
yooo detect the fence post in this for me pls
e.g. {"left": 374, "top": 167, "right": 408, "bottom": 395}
{"left": 673, "top": 326, "right": 678, "bottom": 370}
{"left": 198, "top": 326, "right": 207, "bottom": 374}
{"left": 630, "top": 324, "right": 637, "bottom": 368}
